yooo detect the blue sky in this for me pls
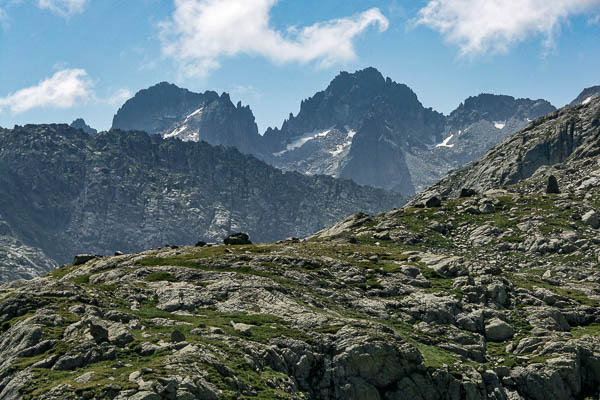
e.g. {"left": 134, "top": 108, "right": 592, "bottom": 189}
{"left": 0, "top": 0, "right": 599, "bottom": 132}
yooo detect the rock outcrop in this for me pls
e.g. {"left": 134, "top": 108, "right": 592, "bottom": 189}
{"left": 70, "top": 118, "right": 97, "bottom": 135}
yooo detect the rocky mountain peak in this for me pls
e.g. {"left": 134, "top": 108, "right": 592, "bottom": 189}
{"left": 447, "top": 94, "right": 555, "bottom": 129}
{"left": 70, "top": 118, "right": 97, "bottom": 135}
{"left": 276, "top": 67, "right": 425, "bottom": 138}
{"left": 111, "top": 83, "right": 262, "bottom": 154}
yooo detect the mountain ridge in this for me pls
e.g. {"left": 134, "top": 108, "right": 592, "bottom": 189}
{"left": 111, "top": 68, "right": 557, "bottom": 195}
{"left": 0, "top": 123, "right": 402, "bottom": 282}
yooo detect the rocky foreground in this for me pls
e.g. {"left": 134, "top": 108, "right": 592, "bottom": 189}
{"left": 1, "top": 175, "right": 600, "bottom": 399}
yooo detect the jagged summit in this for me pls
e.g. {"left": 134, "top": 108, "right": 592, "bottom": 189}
{"left": 108, "top": 68, "right": 559, "bottom": 196}
{"left": 70, "top": 118, "right": 97, "bottom": 135}
{"left": 447, "top": 94, "right": 555, "bottom": 129}
{"left": 111, "top": 83, "right": 262, "bottom": 154}
{"left": 262, "top": 67, "right": 445, "bottom": 195}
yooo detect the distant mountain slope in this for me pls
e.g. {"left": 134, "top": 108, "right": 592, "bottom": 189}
{"left": 70, "top": 118, "right": 97, "bottom": 134}
{"left": 409, "top": 94, "right": 556, "bottom": 192}
{"left": 0, "top": 124, "right": 402, "bottom": 280}
{"left": 415, "top": 96, "right": 600, "bottom": 202}
{"left": 570, "top": 85, "right": 600, "bottom": 106}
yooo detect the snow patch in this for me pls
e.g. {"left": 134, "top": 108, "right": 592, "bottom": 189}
{"left": 164, "top": 125, "right": 187, "bottom": 139}
{"left": 436, "top": 134, "right": 455, "bottom": 148}
{"left": 164, "top": 108, "right": 205, "bottom": 140}
{"left": 494, "top": 122, "right": 505, "bottom": 130}
{"left": 329, "top": 141, "right": 352, "bottom": 156}
{"left": 185, "top": 107, "right": 204, "bottom": 120}
{"left": 582, "top": 96, "right": 593, "bottom": 105}
{"left": 273, "top": 128, "right": 332, "bottom": 156}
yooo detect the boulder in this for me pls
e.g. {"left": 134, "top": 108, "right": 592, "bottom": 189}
{"left": 425, "top": 196, "right": 442, "bottom": 208}
{"left": 582, "top": 210, "right": 599, "bottom": 229}
{"left": 230, "top": 321, "right": 253, "bottom": 336}
{"left": 171, "top": 329, "right": 186, "bottom": 343}
{"left": 73, "top": 254, "right": 99, "bottom": 266}
{"left": 546, "top": 175, "right": 560, "bottom": 194}
{"left": 108, "top": 325, "right": 134, "bottom": 348}
{"left": 485, "top": 318, "right": 514, "bottom": 342}
{"left": 460, "top": 188, "right": 477, "bottom": 198}
{"left": 479, "top": 202, "right": 495, "bottom": 214}
{"left": 87, "top": 320, "right": 109, "bottom": 343}
{"left": 223, "top": 233, "right": 252, "bottom": 245}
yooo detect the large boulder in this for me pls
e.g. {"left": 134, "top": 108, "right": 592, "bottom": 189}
{"left": 582, "top": 211, "right": 599, "bottom": 229}
{"left": 546, "top": 175, "right": 560, "bottom": 194}
{"left": 485, "top": 318, "right": 514, "bottom": 342}
{"left": 73, "top": 254, "right": 99, "bottom": 266}
{"left": 223, "top": 233, "right": 252, "bottom": 245}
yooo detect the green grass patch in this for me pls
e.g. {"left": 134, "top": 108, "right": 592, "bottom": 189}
{"left": 144, "top": 271, "right": 178, "bottom": 282}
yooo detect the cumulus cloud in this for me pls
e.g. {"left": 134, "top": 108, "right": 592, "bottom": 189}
{"left": 37, "top": 0, "right": 88, "bottom": 17}
{"left": 414, "top": 0, "right": 600, "bottom": 56}
{"left": 0, "top": 69, "right": 93, "bottom": 114}
{"left": 104, "top": 88, "right": 132, "bottom": 106}
{"left": 160, "top": 0, "right": 389, "bottom": 77}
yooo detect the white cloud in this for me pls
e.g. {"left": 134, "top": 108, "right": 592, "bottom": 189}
{"left": 589, "top": 14, "right": 600, "bottom": 24}
{"left": 0, "top": 69, "right": 93, "bottom": 114}
{"left": 414, "top": 0, "right": 600, "bottom": 56}
{"left": 0, "top": 7, "right": 9, "bottom": 29}
{"left": 37, "top": 0, "right": 88, "bottom": 17}
{"left": 160, "top": 0, "right": 389, "bottom": 77}
{"left": 104, "top": 88, "right": 132, "bottom": 106}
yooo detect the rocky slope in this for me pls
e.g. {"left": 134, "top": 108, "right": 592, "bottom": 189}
{"left": 0, "top": 124, "right": 401, "bottom": 282}
{"left": 111, "top": 83, "right": 263, "bottom": 155}
{"left": 0, "top": 97, "right": 599, "bottom": 399}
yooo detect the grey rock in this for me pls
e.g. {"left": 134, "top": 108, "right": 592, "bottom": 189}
{"left": 73, "top": 254, "right": 99, "bottom": 266}
{"left": 171, "top": 329, "right": 186, "bottom": 343}
{"left": 485, "top": 319, "right": 514, "bottom": 342}
{"left": 582, "top": 210, "right": 599, "bottom": 229}
{"left": 223, "top": 233, "right": 252, "bottom": 245}
{"left": 425, "top": 196, "right": 442, "bottom": 208}
{"left": 546, "top": 175, "right": 560, "bottom": 194}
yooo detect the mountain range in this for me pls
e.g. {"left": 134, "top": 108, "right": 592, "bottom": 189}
{"left": 1, "top": 94, "right": 599, "bottom": 400}
{"left": 112, "top": 67, "right": 556, "bottom": 194}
